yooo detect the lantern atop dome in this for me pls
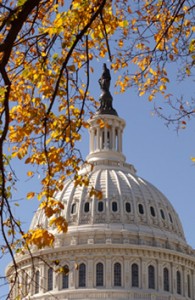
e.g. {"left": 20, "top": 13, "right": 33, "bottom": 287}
{"left": 87, "top": 65, "right": 126, "bottom": 163}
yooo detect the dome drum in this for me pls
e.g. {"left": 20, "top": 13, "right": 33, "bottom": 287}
{"left": 6, "top": 244, "right": 195, "bottom": 299}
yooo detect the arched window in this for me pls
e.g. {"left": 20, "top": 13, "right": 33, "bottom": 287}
{"left": 115, "top": 129, "right": 118, "bottom": 151}
{"left": 169, "top": 213, "right": 173, "bottom": 223}
{"left": 62, "top": 265, "right": 69, "bottom": 289}
{"left": 163, "top": 268, "right": 169, "bottom": 291}
{"left": 96, "top": 263, "right": 104, "bottom": 287}
{"left": 84, "top": 202, "right": 89, "bottom": 213}
{"left": 98, "top": 201, "right": 104, "bottom": 212}
{"left": 107, "top": 131, "right": 111, "bottom": 149}
{"left": 48, "top": 268, "right": 53, "bottom": 291}
{"left": 187, "top": 274, "right": 191, "bottom": 298}
{"left": 79, "top": 263, "right": 86, "bottom": 287}
{"left": 114, "top": 263, "right": 121, "bottom": 286}
{"left": 148, "top": 265, "right": 155, "bottom": 289}
{"left": 125, "top": 202, "right": 131, "bottom": 213}
{"left": 71, "top": 203, "right": 76, "bottom": 214}
{"left": 160, "top": 209, "right": 165, "bottom": 220}
{"left": 177, "top": 271, "right": 181, "bottom": 294}
{"left": 138, "top": 204, "right": 144, "bottom": 214}
{"left": 35, "top": 270, "right": 40, "bottom": 294}
{"left": 112, "top": 201, "right": 118, "bottom": 212}
{"left": 101, "top": 131, "right": 104, "bottom": 149}
{"left": 132, "top": 263, "right": 139, "bottom": 287}
{"left": 150, "top": 206, "right": 155, "bottom": 217}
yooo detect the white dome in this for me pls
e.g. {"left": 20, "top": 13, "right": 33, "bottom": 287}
{"left": 30, "top": 159, "right": 186, "bottom": 251}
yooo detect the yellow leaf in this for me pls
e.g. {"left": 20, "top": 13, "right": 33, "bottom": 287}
{"left": 67, "top": 65, "right": 76, "bottom": 72}
{"left": 128, "top": 6, "right": 132, "bottom": 13}
{"left": 161, "top": 77, "right": 169, "bottom": 83}
{"left": 62, "top": 265, "right": 69, "bottom": 275}
{"left": 157, "top": 42, "right": 164, "bottom": 51}
{"left": 27, "top": 192, "right": 35, "bottom": 199}
{"left": 41, "top": 52, "right": 47, "bottom": 57}
{"left": 149, "top": 68, "right": 157, "bottom": 76}
{"left": 118, "top": 39, "right": 124, "bottom": 47}
{"left": 23, "top": 229, "right": 55, "bottom": 249}
{"left": 65, "top": 136, "right": 70, "bottom": 143}
{"left": 27, "top": 171, "right": 34, "bottom": 177}
{"left": 49, "top": 216, "right": 68, "bottom": 233}
{"left": 25, "top": 157, "right": 32, "bottom": 164}
{"left": 169, "top": 54, "right": 174, "bottom": 61}
{"left": 148, "top": 94, "right": 154, "bottom": 101}
{"left": 139, "top": 90, "right": 145, "bottom": 96}
{"left": 186, "top": 67, "right": 191, "bottom": 76}
{"left": 189, "top": 39, "right": 195, "bottom": 53}
{"left": 159, "top": 85, "right": 166, "bottom": 91}
{"left": 191, "top": 157, "right": 195, "bottom": 162}
{"left": 79, "top": 88, "right": 85, "bottom": 97}
{"left": 136, "top": 43, "right": 144, "bottom": 50}
{"left": 118, "top": 20, "right": 129, "bottom": 28}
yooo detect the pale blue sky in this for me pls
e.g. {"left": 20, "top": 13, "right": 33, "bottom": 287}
{"left": 1, "top": 61, "right": 195, "bottom": 299}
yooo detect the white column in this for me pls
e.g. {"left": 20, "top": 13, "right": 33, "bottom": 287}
{"left": 91, "top": 129, "right": 95, "bottom": 152}
{"left": 141, "top": 260, "right": 146, "bottom": 289}
{"left": 97, "top": 127, "right": 100, "bottom": 150}
{"left": 120, "top": 129, "right": 123, "bottom": 152}
{"left": 106, "top": 258, "right": 112, "bottom": 288}
{"left": 182, "top": 266, "right": 185, "bottom": 297}
{"left": 156, "top": 262, "right": 164, "bottom": 291}
{"left": 94, "top": 129, "right": 97, "bottom": 151}
{"left": 40, "top": 263, "right": 45, "bottom": 293}
{"left": 117, "top": 128, "right": 120, "bottom": 152}
{"left": 169, "top": 262, "right": 173, "bottom": 294}
{"left": 112, "top": 126, "right": 115, "bottom": 150}
{"left": 54, "top": 271, "right": 60, "bottom": 290}
{"left": 124, "top": 257, "right": 129, "bottom": 288}
{"left": 88, "top": 259, "right": 93, "bottom": 288}
{"left": 29, "top": 268, "right": 33, "bottom": 295}
{"left": 18, "top": 272, "right": 23, "bottom": 297}
{"left": 69, "top": 260, "right": 75, "bottom": 289}
{"left": 172, "top": 265, "right": 176, "bottom": 294}
{"left": 104, "top": 126, "right": 107, "bottom": 149}
{"left": 118, "top": 128, "right": 122, "bottom": 152}
{"left": 42, "top": 264, "right": 47, "bottom": 292}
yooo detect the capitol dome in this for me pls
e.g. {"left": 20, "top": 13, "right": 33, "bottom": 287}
{"left": 6, "top": 65, "right": 195, "bottom": 300}
{"left": 31, "top": 147, "right": 186, "bottom": 250}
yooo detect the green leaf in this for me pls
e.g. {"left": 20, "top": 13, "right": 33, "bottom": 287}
{"left": 17, "top": 0, "right": 27, "bottom": 6}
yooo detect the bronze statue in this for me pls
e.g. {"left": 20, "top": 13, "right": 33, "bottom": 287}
{"left": 98, "top": 63, "right": 111, "bottom": 92}
{"left": 97, "top": 64, "right": 117, "bottom": 116}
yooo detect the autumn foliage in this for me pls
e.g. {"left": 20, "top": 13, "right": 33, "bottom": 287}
{"left": 0, "top": 0, "right": 194, "bottom": 294}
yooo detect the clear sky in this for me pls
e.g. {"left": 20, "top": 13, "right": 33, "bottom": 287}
{"left": 1, "top": 61, "right": 195, "bottom": 299}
